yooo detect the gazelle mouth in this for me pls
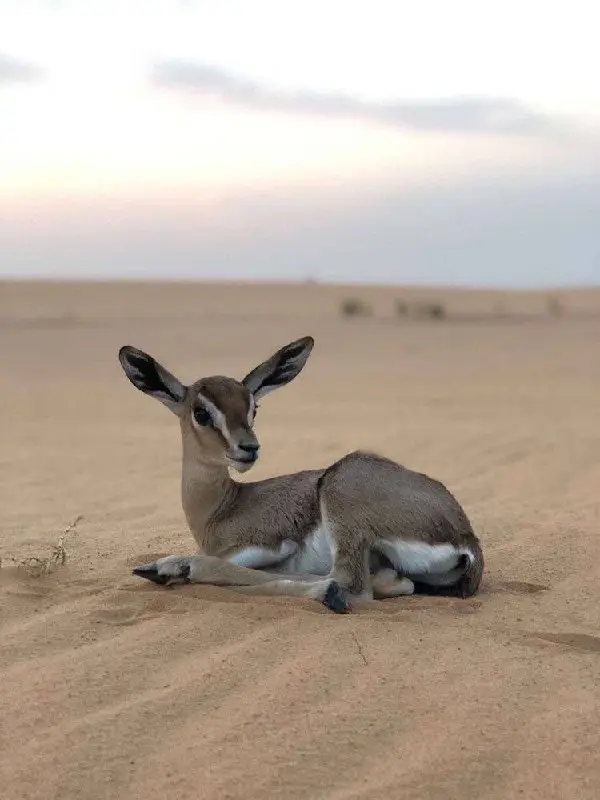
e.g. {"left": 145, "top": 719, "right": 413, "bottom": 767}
{"left": 227, "top": 455, "right": 258, "bottom": 471}
{"left": 229, "top": 453, "right": 257, "bottom": 462}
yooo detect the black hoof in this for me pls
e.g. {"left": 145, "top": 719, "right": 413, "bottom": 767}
{"left": 132, "top": 565, "right": 169, "bottom": 586}
{"left": 322, "top": 581, "right": 351, "bottom": 614}
{"left": 132, "top": 563, "right": 191, "bottom": 586}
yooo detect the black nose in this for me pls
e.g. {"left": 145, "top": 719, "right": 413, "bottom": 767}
{"left": 238, "top": 443, "right": 260, "bottom": 460}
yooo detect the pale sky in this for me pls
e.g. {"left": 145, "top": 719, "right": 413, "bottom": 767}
{"left": 1, "top": 0, "right": 599, "bottom": 286}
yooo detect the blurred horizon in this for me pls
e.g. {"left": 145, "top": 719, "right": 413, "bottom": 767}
{"left": 1, "top": 0, "right": 599, "bottom": 288}
{"left": 3, "top": 275, "right": 599, "bottom": 292}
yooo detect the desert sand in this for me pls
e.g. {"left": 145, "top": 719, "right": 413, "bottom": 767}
{"left": 1, "top": 280, "right": 599, "bottom": 800}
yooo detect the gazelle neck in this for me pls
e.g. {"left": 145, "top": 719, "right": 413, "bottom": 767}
{"left": 180, "top": 429, "right": 236, "bottom": 551}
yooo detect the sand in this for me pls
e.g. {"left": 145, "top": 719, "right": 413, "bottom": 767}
{"left": 1, "top": 281, "right": 599, "bottom": 800}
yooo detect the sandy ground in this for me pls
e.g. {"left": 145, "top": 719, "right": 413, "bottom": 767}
{"left": 1, "top": 281, "right": 599, "bottom": 800}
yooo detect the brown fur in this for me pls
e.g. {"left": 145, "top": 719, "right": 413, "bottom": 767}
{"left": 318, "top": 451, "right": 481, "bottom": 596}
{"left": 120, "top": 338, "right": 484, "bottom": 612}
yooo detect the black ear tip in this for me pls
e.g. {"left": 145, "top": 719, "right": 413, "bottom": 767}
{"left": 119, "top": 345, "right": 150, "bottom": 367}
{"left": 282, "top": 336, "right": 314, "bottom": 361}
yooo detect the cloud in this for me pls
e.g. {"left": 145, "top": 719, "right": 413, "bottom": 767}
{"left": 0, "top": 54, "right": 42, "bottom": 83}
{"left": 152, "top": 59, "right": 557, "bottom": 135}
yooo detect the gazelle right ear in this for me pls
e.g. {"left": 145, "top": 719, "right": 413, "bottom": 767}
{"left": 118, "top": 346, "right": 187, "bottom": 415}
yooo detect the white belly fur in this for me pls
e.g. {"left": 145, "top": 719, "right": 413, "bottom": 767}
{"left": 275, "top": 531, "right": 470, "bottom": 587}
{"left": 377, "top": 539, "right": 471, "bottom": 585}
{"left": 280, "top": 525, "right": 333, "bottom": 576}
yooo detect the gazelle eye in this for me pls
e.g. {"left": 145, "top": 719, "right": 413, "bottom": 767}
{"left": 193, "top": 406, "right": 212, "bottom": 427}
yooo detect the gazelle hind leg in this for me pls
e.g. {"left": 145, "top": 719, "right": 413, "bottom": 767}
{"left": 132, "top": 555, "right": 352, "bottom": 613}
{"left": 319, "top": 501, "right": 373, "bottom": 602}
{"left": 325, "top": 532, "right": 372, "bottom": 602}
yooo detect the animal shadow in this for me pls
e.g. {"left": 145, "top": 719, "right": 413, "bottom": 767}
{"left": 523, "top": 632, "right": 600, "bottom": 654}
{"left": 493, "top": 580, "right": 549, "bottom": 595}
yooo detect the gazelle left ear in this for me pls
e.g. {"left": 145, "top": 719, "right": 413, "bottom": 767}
{"left": 242, "top": 336, "right": 314, "bottom": 401}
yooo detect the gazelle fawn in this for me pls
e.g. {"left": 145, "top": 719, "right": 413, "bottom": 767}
{"left": 119, "top": 336, "right": 484, "bottom": 613}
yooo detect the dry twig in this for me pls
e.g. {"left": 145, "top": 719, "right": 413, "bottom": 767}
{"left": 0, "top": 514, "right": 83, "bottom": 577}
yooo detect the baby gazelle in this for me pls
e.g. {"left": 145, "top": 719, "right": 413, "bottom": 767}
{"left": 119, "top": 337, "right": 483, "bottom": 613}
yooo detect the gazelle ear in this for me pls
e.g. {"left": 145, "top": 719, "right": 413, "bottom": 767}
{"left": 118, "top": 346, "right": 187, "bottom": 415}
{"left": 242, "top": 337, "right": 314, "bottom": 401}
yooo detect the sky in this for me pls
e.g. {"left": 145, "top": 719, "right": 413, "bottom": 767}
{"left": 1, "top": 0, "right": 599, "bottom": 286}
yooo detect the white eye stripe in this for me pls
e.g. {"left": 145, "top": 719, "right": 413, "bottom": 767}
{"left": 247, "top": 395, "right": 256, "bottom": 426}
{"left": 193, "top": 393, "right": 233, "bottom": 445}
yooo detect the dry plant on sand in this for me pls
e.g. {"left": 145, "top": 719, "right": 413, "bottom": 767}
{"left": 0, "top": 514, "right": 83, "bottom": 577}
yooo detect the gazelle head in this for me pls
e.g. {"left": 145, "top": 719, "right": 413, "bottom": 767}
{"left": 118, "top": 336, "right": 314, "bottom": 473}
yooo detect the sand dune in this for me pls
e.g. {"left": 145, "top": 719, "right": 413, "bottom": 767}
{"left": 1, "top": 281, "right": 599, "bottom": 800}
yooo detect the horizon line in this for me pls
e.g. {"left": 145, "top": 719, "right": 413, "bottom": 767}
{"left": 1, "top": 276, "right": 598, "bottom": 293}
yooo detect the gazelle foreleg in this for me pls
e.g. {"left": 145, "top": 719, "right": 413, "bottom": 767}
{"left": 132, "top": 554, "right": 351, "bottom": 613}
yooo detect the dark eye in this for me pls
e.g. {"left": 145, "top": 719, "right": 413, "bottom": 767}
{"left": 193, "top": 406, "right": 212, "bottom": 426}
